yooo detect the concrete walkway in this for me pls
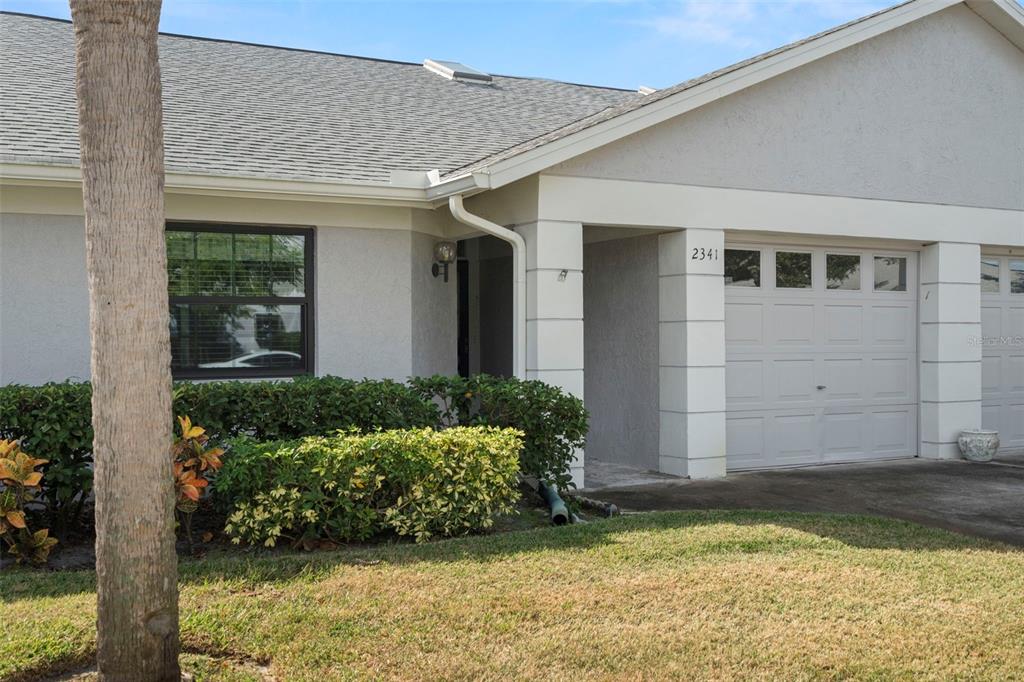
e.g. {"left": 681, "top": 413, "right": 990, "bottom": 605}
{"left": 583, "top": 459, "right": 682, "bottom": 489}
{"left": 584, "top": 458, "right": 1024, "bottom": 547}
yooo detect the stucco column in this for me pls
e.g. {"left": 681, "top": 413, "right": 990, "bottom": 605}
{"left": 919, "top": 242, "right": 982, "bottom": 458}
{"left": 518, "top": 220, "right": 585, "bottom": 486}
{"left": 658, "top": 229, "right": 727, "bottom": 479}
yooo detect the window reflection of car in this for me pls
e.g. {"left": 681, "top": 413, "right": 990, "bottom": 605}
{"left": 198, "top": 351, "right": 301, "bottom": 369}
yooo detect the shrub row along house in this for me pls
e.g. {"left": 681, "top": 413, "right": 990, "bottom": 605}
{"left": 1, "top": 0, "right": 1022, "bottom": 487}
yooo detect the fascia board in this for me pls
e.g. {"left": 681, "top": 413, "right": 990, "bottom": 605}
{"left": 965, "top": 0, "right": 1024, "bottom": 49}
{"left": 0, "top": 162, "right": 435, "bottom": 207}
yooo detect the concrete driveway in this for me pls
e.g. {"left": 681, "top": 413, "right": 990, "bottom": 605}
{"left": 585, "top": 457, "right": 1024, "bottom": 547}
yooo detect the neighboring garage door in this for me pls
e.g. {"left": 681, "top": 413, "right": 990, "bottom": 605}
{"left": 981, "top": 256, "right": 1024, "bottom": 451}
{"left": 725, "top": 244, "right": 918, "bottom": 470}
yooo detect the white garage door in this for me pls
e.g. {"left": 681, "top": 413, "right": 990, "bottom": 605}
{"left": 981, "top": 256, "right": 1024, "bottom": 452}
{"left": 725, "top": 244, "right": 918, "bottom": 470}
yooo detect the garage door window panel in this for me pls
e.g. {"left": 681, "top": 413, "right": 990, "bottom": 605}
{"left": 873, "top": 256, "right": 907, "bottom": 292}
{"left": 1011, "top": 260, "right": 1024, "bottom": 294}
{"left": 826, "top": 254, "right": 862, "bottom": 291}
{"left": 725, "top": 249, "right": 761, "bottom": 287}
{"left": 775, "top": 251, "right": 812, "bottom": 289}
{"left": 981, "top": 258, "right": 1001, "bottom": 294}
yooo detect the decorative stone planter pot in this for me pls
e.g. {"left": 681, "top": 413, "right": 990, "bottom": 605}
{"left": 957, "top": 429, "right": 1000, "bottom": 462}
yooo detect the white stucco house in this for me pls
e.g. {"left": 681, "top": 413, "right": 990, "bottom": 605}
{"left": 1, "top": 0, "right": 1022, "bottom": 487}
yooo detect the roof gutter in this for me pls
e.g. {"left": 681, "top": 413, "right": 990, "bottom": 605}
{"left": 426, "top": 170, "right": 491, "bottom": 202}
{"left": 0, "top": 162, "right": 438, "bottom": 207}
{"left": 2, "top": 161, "right": 498, "bottom": 207}
{"left": 448, "top": 194, "right": 526, "bottom": 379}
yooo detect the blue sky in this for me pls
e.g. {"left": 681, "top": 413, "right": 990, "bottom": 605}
{"left": 0, "top": 0, "right": 891, "bottom": 89}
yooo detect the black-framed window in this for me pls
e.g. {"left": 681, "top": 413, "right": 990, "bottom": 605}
{"left": 166, "top": 223, "right": 314, "bottom": 379}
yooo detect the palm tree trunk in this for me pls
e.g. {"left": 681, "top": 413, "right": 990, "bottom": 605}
{"left": 70, "top": 1, "right": 179, "bottom": 679}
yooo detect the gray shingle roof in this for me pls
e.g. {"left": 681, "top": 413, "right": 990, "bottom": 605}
{"left": 0, "top": 12, "right": 637, "bottom": 185}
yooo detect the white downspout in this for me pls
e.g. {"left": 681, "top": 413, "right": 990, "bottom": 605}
{"left": 448, "top": 194, "right": 526, "bottom": 379}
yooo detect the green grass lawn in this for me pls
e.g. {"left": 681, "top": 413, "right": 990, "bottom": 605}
{"left": 3, "top": 510, "right": 1023, "bottom": 681}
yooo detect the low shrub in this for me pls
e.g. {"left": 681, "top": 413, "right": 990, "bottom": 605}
{"left": 0, "top": 378, "right": 440, "bottom": 531}
{"left": 0, "top": 374, "right": 587, "bottom": 532}
{"left": 171, "top": 376, "right": 439, "bottom": 441}
{"left": 217, "top": 427, "right": 522, "bottom": 546}
{"left": 410, "top": 375, "right": 588, "bottom": 493}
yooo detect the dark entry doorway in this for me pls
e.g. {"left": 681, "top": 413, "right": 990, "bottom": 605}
{"left": 457, "top": 257, "right": 469, "bottom": 377}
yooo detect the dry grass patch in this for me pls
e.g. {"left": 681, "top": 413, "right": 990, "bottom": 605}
{"left": 2, "top": 510, "right": 1023, "bottom": 681}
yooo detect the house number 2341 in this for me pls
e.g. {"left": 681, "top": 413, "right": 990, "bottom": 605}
{"left": 691, "top": 248, "right": 719, "bottom": 261}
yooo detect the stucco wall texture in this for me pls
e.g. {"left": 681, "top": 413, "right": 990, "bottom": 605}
{"left": 0, "top": 213, "right": 91, "bottom": 384}
{"left": 0, "top": 214, "right": 456, "bottom": 385}
{"left": 315, "top": 225, "right": 415, "bottom": 381}
{"left": 410, "top": 230, "right": 457, "bottom": 378}
{"left": 552, "top": 5, "right": 1024, "bottom": 211}
{"left": 583, "top": 234, "right": 660, "bottom": 471}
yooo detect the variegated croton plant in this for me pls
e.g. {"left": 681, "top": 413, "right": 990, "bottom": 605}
{"left": 172, "top": 416, "right": 224, "bottom": 546}
{"left": 0, "top": 440, "right": 58, "bottom": 565}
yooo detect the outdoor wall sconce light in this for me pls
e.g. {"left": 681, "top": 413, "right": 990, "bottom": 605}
{"left": 432, "top": 240, "right": 457, "bottom": 282}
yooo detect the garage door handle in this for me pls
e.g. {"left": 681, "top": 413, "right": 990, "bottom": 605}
{"left": 816, "top": 385, "right": 827, "bottom": 390}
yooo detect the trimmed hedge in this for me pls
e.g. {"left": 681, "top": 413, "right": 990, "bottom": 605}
{"left": 170, "top": 377, "right": 438, "bottom": 441}
{"left": 0, "top": 375, "right": 587, "bottom": 531}
{"left": 410, "top": 375, "right": 587, "bottom": 495}
{"left": 0, "top": 382, "right": 93, "bottom": 533}
{"left": 217, "top": 427, "right": 522, "bottom": 545}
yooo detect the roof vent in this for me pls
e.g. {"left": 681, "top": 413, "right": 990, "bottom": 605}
{"left": 638, "top": 85, "right": 657, "bottom": 95}
{"left": 424, "top": 59, "right": 493, "bottom": 84}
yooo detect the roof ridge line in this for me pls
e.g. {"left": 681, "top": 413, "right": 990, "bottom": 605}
{"left": 0, "top": 10, "right": 632, "bottom": 93}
